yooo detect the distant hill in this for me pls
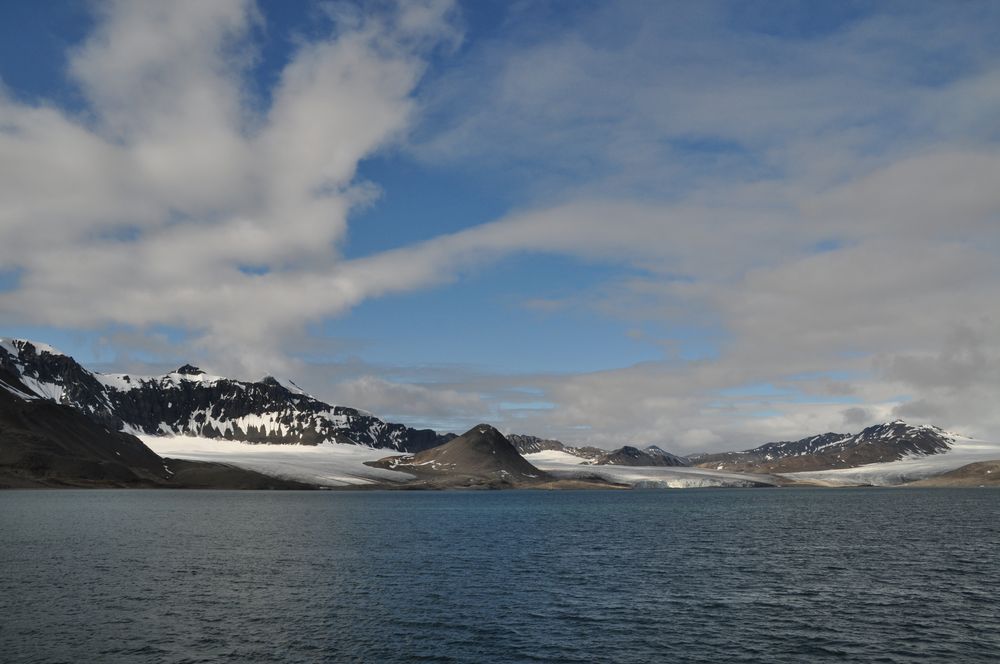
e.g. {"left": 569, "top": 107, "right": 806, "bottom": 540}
{"left": 590, "top": 445, "right": 689, "bottom": 467}
{"left": 507, "top": 433, "right": 604, "bottom": 460}
{"left": 367, "top": 424, "right": 549, "bottom": 487}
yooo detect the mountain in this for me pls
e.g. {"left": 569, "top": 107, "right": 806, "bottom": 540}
{"left": 507, "top": 434, "right": 566, "bottom": 454}
{"left": 507, "top": 433, "right": 603, "bottom": 460}
{"left": 508, "top": 433, "right": 689, "bottom": 467}
{"left": 590, "top": 445, "right": 690, "bottom": 467}
{"left": 0, "top": 361, "right": 170, "bottom": 486}
{"left": 367, "top": 424, "right": 549, "bottom": 487}
{"left": 0, "top": 339, "right": 451, "bottom": 452}
{"left": 693, "top": 421, "right": 956, "bottom": 473}
{"left": 0, "top": 358, "right": 313, "bottom": 489}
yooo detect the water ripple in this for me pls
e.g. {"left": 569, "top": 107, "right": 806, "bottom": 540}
{"left": 1, "top": 488, "right": 999, "bottom": 663}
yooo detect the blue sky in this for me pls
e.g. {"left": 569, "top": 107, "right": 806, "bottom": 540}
{"left": 1, "top": 1, "right": 999, "bottom": 449}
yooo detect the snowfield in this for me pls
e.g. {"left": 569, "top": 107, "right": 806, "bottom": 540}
{"left": 524, "top": 450, "right": 783, "bottom": 488}
{"left": 780, "top": 436, "right": 1000, "bottom": 486}
{"left": 140, "top": 436, "right": 414, "bottom": 487}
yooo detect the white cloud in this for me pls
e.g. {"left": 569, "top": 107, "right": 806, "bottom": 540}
{"left": 331, "top": 374, "right": 482, "bottom": 425}
{"left": 2, "top": 1, "right": 1000, "bottom": 450}
{"left": 0, "top": 0, "right": 457, "bottom": 372}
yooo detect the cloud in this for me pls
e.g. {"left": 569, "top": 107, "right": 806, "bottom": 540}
{"left": 411, "top": 3, "right": 1000, "bottom": 193}
{"left": 0, "top": 0, "right": 458, "bottom": 372}
{"left": 841, "top": 407, "right": 872, "bottom": 428}
{"left": 331, "top": 374, "right": 482, "bottom": 425}
{"left": 2, "top": 1, "right": 1000, "bottom": 449}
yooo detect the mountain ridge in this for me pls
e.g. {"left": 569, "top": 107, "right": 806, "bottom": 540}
{"left": 0, "top": 361, "right": 314, "bottom": 489}
{"left": 692, "top": 420, "right": 958, "bottom": 473}
{"left": 1, "top": 339, "right": 452, "bottom": 453}
{"left": 1, "top": 338, "right": 985, "bottom": 485}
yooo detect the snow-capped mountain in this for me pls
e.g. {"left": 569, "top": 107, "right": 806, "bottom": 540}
{"left": 588, "top": 445, "right": 690, "bottom": 467}
{"left": 0, "top": 339, "right": 450, "bottom": 452}
{"left": 507, "top": 434, "right": 689, "bottom": 467}
{"left": 693, "top": 420, "right": 959, "bottom": 473}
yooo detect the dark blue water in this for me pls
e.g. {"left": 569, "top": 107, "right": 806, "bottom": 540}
{"left": 2, "top": 489, "right": 999, "bottom": 663}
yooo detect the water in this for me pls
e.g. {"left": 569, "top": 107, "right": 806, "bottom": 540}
{"left": 1, "top": 488, "right": 998, "bottom": 663}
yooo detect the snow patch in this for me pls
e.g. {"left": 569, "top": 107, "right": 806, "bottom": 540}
{"left": 22, "top": 340, "right": 66, "bottom": 356}
{"left": 18, "top": 376, "right": 64, "bottom": 402}
{"left": 0, "top": 339, "right": 20, "bottom": 358}
{"left": 274, "top": 377, "right": 309, "bottom": 396}
{"left": 0, "top": 377, "right": 39, "bottom": 400}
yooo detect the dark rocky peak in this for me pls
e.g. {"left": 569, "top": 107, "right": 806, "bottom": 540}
{"left": 645, "top": 445, "right": 691, "bottom": 464}
{"left": 593, "top": 445, "right": 690, "bottom": 467}
{"left": 459, "top": 424, "right": 513, "bottom": 451}
{"left": 0, "top": 338, "right": 117, "bottom": 425}
{"left": 846, "top": 420, "right": 953, "bottom": 456}
{"left": 174, "top": 364, "right": 205, "bottom": 376}
{"left": 855, "top": 420, "right": 943, "bottom": 439}
{"left": 472, "top": 423, "right": 502, "bottom": 436}
{"left": 508, "top": 433, "right": 566, "bottom": 454}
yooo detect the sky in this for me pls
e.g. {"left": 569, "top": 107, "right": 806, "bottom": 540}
{"left": 1, "top": 0, "right": 999, "bottom": 451}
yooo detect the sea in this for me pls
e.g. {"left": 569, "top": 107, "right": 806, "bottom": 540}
{"left": 1, "top": 488, "right": 998, "bottom": 663}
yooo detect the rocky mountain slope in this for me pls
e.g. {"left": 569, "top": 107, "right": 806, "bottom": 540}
{"left": 367, "top": 424, "right": 549, "bottom": 487}
{"left": 509, "top": 434, "right": 689, "bottom": 467}
{"left": 0, "top": 363, "right": 169, "bottom": 487}
{"left": 507, "top": 434, "right": 607, "bottom": 461}
{"left": 589, "top": 445, "right": 690, "bottom": 467}
{"left": 0, "top": 339, "right": 451, "bottom": 452}
{"left": 0, "top": 359, "right": 312, "bottom": 489}
{"left": 905, "top": 461, "right": 1000, "bottom": 487}
{"left": 507, "top": 434, "right": 572, "bottom": 455}
{"left": 693, "top": 421, "right": 957, "bottom": 473}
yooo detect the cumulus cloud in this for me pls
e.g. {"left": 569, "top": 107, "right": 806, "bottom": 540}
{"left": 0, "top": 0, "right": 456, "bottom": 372}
